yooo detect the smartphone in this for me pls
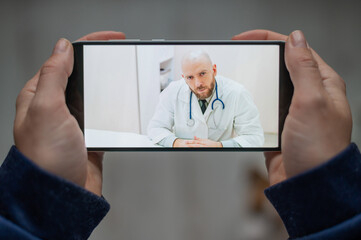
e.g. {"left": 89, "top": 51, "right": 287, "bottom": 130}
{"left": 66, "top": 40, "right": 293, "bottom": 151}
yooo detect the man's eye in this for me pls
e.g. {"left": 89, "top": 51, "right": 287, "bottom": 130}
{"left": 187, "top": 76, "right": 193, "bottom": 80}
{"left": 200, "top": 72, "right": 205, "bottom": 76}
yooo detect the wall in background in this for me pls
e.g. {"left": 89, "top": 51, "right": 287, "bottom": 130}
{"left": 84, "top": 45, "right": 140, "bottom": 133}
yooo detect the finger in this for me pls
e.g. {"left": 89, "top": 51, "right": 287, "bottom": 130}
{"left": 85, "top": 151, "right": 104, "bottom": 196}
{"left": 311, "top": 49, "right": 346, "bottom": 93}
{"left": 34, "top": 38, "right": 73, "bottom": 106}
{"left": 285, "top": 30, "right": 324, "bottom": 94}
{"left": 88, "top": 151, "right": 104, "bottom": 166}
{"left": 311, "top": 49, "right": 350, "bottom": 116}
{"left": 76, "top": 31, "right": 126, "bottom": 41}
{"left": 311, "top": 49, "right": 339, "bottom": 80}
{"left": 88, "top": 151, "right": 104, "bottom": 173}
{"left": 264, "top": 152, "right": 281, "bottom": 171}
{"left": 232, "top": 29, "right": 288, "bottom": 41}
{"left": 187, "top": 143, "right": 207, "bottom": 148}
{"left": 15, "top": 71, "right": 41, "bottom": 119}
{"left": 192, "top": 140, "right": 205, "bottom": 144}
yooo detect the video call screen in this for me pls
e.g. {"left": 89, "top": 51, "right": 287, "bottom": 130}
{"left": 81, "top": 43, "right": 281, "bottom": 150}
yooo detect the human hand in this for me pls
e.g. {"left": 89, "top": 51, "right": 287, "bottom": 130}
{"left": 173, "top": 137, "right": 222, "bottom": 147}
{"left": 232, "top": 30, "right": 352, "bottom": 185}
{"left": 190, "top": 136, "right": 223, "bottom": 147}
{"left": 14, "top": 31, "right": 125, "bottom": 196}
{"left": 173, "top": 138, "right": 190, "bottom": 147}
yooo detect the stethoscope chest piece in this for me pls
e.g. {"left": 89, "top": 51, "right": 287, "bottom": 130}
{"left": 187, "top": 118, "right": 195, "bottom": 127}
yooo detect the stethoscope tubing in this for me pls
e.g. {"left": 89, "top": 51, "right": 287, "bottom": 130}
{"left": 188, "top": 81, "right": 225, "bottom": 127}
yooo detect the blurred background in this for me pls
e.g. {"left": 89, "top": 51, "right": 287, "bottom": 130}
{"left": 1, "top": 0, "right": 360, "bottom": 239}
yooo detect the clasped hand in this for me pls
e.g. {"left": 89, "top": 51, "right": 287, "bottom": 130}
{"left": 173, "top": 136, "right": 222, "bottom": 147}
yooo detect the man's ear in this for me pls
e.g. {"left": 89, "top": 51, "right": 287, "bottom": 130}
{"left": 213, "top": 64, "right": 217, "bottom": 76}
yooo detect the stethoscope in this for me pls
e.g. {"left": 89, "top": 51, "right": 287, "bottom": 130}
{"left": 187, "top": 81, "right": 225, "bottom": 127}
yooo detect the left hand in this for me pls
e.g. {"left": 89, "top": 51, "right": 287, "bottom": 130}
{"left": 232, "top": 30, "right": 352, "bottom": 185}
{"left": 14, "top": 31, "right": 125, "bottom": 196}
{"left": 185, "top": 136, "right": 223, "bottom": 147}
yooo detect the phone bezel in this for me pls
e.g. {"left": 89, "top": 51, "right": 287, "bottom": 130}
{"left": 66, "top": 40, "right": 293, "bottom": 151}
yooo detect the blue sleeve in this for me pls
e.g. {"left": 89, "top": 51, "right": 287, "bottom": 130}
{"left": 0, "top": 146, "right": 110, "bottom": 240}
{"left": 264, "top": 143, "right": 361, "bottom": 239}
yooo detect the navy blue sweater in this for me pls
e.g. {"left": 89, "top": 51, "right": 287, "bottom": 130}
{"left": 0, "top": 146, "right": 110, "bottom": 240}
{"left": 0, "top": 144, "right": 360, "bottom": 239}
{"left": 265, "top": 143, "right": 361, "bottom": 239}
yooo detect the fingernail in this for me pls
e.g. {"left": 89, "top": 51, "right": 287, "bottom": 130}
{"left": 53, "top": 38, "right": 68, "bottom": 53}
{"left": 290, "top": 30, "right": 307, "bottom": 48}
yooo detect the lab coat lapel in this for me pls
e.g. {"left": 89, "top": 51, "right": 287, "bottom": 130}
{"left": 192, "top": 93, "right": 206, "bottom": 124}
{"left": 204, "top": 92, "right": 216, "bottom": 121}
{"left": 179, "top": 80, "right": 190, "bottom": 104}
{"left": 215, "top": 76, "right": 224, "bottom": 100}
{"left": 204, "top": 77, "right": 223, "bottom": 121}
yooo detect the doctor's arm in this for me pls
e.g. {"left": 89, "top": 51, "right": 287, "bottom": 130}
{"left": 147, "top": 85, "right": 178, "bottom": 147}
{"left": 233, "top": 30, "right": 361, "bottom": 239}
{"left": 0, "top": 31, "right": 125, "bottom": 239}
{"left": 231, "top": 89, "right": 264, "bottom": 147}
{"left": 177, "top": 136, "right": 222, "bottom": 147}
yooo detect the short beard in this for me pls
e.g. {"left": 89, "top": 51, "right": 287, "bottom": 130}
{"left": 193, "top": 80, "right": 215, "bottom": 100}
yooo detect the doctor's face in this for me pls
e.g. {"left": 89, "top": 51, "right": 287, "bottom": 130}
{"left": 182, "top": 60, "right": 217, "bottom": 100}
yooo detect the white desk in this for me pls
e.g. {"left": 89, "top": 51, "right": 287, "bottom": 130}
{"left": 85, "top": 129, "right": 278, "bottom": 148}
{"left": 85, "top": 129, "right": 161, "bottom": 148}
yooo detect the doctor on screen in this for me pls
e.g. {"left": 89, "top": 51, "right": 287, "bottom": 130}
{"left": 147, "top": 50, "right": 264, "bottom": 148}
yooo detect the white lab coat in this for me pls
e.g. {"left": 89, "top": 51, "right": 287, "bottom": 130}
{"left": 147, "top": 75, "right": 264, "bottom": 147}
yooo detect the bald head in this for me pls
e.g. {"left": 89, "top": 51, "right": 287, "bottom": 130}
{"left": 181, "top": 50, "right": 213, "bottom": 71}
{"left": 181, "top": 50, "right": 217, "bottom": 100}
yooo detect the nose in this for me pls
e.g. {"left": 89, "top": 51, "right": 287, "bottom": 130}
{"left": 195, "top": 77, "right": 204, "bottom": 88}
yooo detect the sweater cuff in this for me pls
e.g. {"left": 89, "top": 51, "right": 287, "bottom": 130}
{"left": 264, "top": 143, "right": 361, "bottom": 239}
{"left": 0, "top": 146, "right": 110, "bottom": 240}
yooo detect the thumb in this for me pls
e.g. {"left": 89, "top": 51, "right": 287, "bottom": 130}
{"left": 285, "top": 31, "right": 323, "bottom": 95}
{"left": 34, "top": 38, "right": 74, "bottom": 103}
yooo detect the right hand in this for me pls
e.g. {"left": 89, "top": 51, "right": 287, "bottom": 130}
{"left": 173, "top": 138, "right": 203, "bottom": 147}
{"left": 173, "top": 138, "right": 191, "bottom": 147}
{"left": 233, "top": 30, "right": 352, "bottom": 185}
{"left": 173, "top": 137, "right": 222, "bottom": 147}
{"left": 14, "top": 31, "right": 126, "bottom": 196}
{"left": 173, "top": 138, "right": 197, "bottom": 148}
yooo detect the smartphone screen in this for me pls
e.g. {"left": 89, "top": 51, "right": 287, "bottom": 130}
{"left": 66, "top": 41, "right": 292, "bottom": 151}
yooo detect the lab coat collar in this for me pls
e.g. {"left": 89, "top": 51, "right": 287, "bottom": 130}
{"left": 178, "top": 76, "right": 224, "bottom": 123}
{"left": 179, "top": 79, "right": 190, "bottom": 103}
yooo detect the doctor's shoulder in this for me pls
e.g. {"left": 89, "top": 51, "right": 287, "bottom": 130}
{"left": 159, "top": 79, "right": 185, "bottom": 102}
{"left": 219, "top": 76, "right": 246, "bottom": 97}
{"left": 220, "top": 76, "right": 255, "bottom": 105}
